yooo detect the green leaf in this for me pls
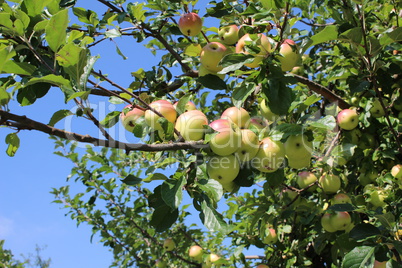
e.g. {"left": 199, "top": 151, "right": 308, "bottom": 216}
{"left": 232, "top": 82, "right": 255, "bottom": 108}
{"left": 175, "top": 94, "right": 192, "bottom": 114}
{"left": 25, "top": 74, "right": 71, "bottom": 88}
{"left": 375, "top": 213, "right": 395, "bottom": 229}
{"left": 22, "top": 0, "right": 53, "bottom": 17}
{"left": 5, "top": 133, "right": 20, "bottom": 157}
{"left": 143, "top": 173, "right": 169, "bottom": 182}
{"left": 2, "top": 61, "right": 36, "bottom": 75}
{"left": 339, "top": 27, "right": 363, "bottom": 45}
{"left": 104, "top": 29, "right": 121, "bottom": 38}
{"left": 17, "top": 83, "right": 51, "bottom": 106}
{"left": 0, "top": 87, "right": 10, "bottom": 106}
{"left": 380, "top": 27, "right": 402, "bottom": 46}
{"left": 66, "top": 91, "right": 90, "bottom": 102}
{"left": 121, "top": 174, "right": 142, "bottom": 186}
{"left": 56, "top": 43, "right": 88, "bottom": 84}
{"left": 200, "top": 200, "right": 229, "bottom": 233}
{"left": 219, "top": 53, "right": 255, "bottom": 73}
{"left": 79, "top": 55, "right": 98, "bottom": 91}
{"left": 127, "top": 2, "right": 146, "bottom": 22}
{"left": 100, "top": 111, "right": 121, "bottom": 128}
{"left": 262, "top": 79, "right": 293, "bottom": 115}
{"left": 161, "top": 177, "right": 186, "bottom": 210}
{"left": 197, "top": 179, "right": 223, "bottom": 203}
{"left": 342, "top": 246, "right": 375, "bottom": 268}
{"left": 197, "top": 74, "right": 227, "bottom": 90}
{"left": 150, "top": 205, "right": 179, "bottom": 232}
{"left": 46, "top": 9, "right": 69, "bottom": 52}
{"left": 48, "top": 109, "right": 73, "bottom": 126}
{"left": 306, "top": 115, "right": 336, "bottom": 130}
{"left": 349, "top": 223, "right": 381, "bottom": 242}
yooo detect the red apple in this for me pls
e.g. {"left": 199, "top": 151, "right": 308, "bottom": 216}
{"left": 209, "top": 119, "right": 242, "bottom": 156}
{"left": 144, "top": 100, "right": 177, "bottom": 131}
{"left": 221, "top": 106, "right": 250, "bottom": 128}
{"left": 278, "top": 39, "right": 299, "bottom": 72}
{"left": 178, "top": 12, "right": 202, "bottom": 36}
{"left": 120, "top": 105, "right": 145, "bottom": 132}
{"left": 337, "top": 109, "right": 359, "bottom": 130}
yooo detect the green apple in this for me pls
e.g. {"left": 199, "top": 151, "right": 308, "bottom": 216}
{"left": 218, "top": 25, "right": 239, "bottom": 45}
{"left": 178, "top": 12, "right": 202, "bottom": 36}
{"left": 260, "top": 99, "right": 279, "bottom": 122}
{"left": 344, "top": 128, "right": 362, "bottom": 144}
{"left": 209, "top": 119, "right": 242, "bottom": 156}
{"left": 391, "top": 164, "right": 402, "bottom": 179}
{"left": 252, "top": 137, "right": 285, "bottom": 173}
{"left": 296, "top": 171, "right": 317, "bottom": 191}
{"left": 175, "top": 110, "right": 208, "bottom": 141}
{"left": 200, "top": 42, "right": 230, "bottom": 72}
{"left": 330, "top": 211, "right": 352, "bottom": 231}
{"left": 173, "top": 101, "right": 197, "bottom": 113}
{"left": 321, "top": 213, "right": 337, "bottom": 232}
{"left": 207, "top": 154, "right": 240, "bottom": 184}
{"left": 370, "top": 98, "right": 388, "bottom": 118}
{"left": 284, "top": 134, "right": 312, "bottom": 159}
{"left": 337, "top": 108, "right": 359, "bottom": 130}
{"left": 198, "top": 64, "right": 226, "bottom": 80}
{"left": 221, "top": 106, "right": 250, "bottom": 128}
{"left": 369, "top": 189, "right": 386, "bottom": 207}
{"left": 278, "top": 39, "right": 300, "bottom": 72}
{"left": 235, "top": 33, "right": 272, "bottom": 68}
{"left": 287, "top": 156, "right": 311, "bottom": 169}
{"left": 206, "top": 253, "right": 221, "bottom": 268}
{"left": 120, "top": 105, "right": 145, "bottom": 132}
{"left": 331, "top": 193, "right": 352, "bottom": 205}
{"left": 144, "top": 100, "right": 177, "bottom": 131}
{"left": 319, "top": 173, "right": 341, "bottom": 194}
{"left": 263, "top": 228, "right": 278, "bottom": 244}
{"left": 188, "top": 245, "right": 203, "bottom": 262}
{"left": 155, "top": 259, "right": 167, "bottom": 268}
{"left": 235, "top": 129, "right": 260, "bottom": 162}
{"left": 163, "top": 238, "right": 176, "bottom": 251}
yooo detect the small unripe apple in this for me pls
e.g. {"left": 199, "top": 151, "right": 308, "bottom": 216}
{"left": 391, "top": 164, "right": 402, "bottom": 179}
{"left": 144, "top": 100, "right": 177, "bottom": 131}
{"left": 175, "top": 110, "right": 208, "bottom": 141}
{"left": 337, "top": 109, "right": 359, "bottom": 130}
{"left": 370, "top": 98, "right": 387, "bottom": 118}
{"left": 331, "top": 193, "right": 352, "bottom": 205}
{"left": 163, "top": 238, "right": 176, "bottom": 251}
{"left": 236, "top": 33, "right": 272, "bottom": 68}
{"left": 221, "top": 106, "right": 251, "bottom": 128}
{"left": 369, "top": 190, "right": 386, "bottom": 208}
{"left": 263, "top": 228, "right": 278, "bottom": 244}
{"left": 207, "top": 154, "right": 240, "bottom": 184}
{"left": 178, "top": 12, "right": 202, "bottom": 36}
{"left": 218, "top": 25, "right": 239, "bottom": 45}
{"left": 235, "top": 129, "right": 260, "bottom": 162}
{"left": 319, "top": 173, "right": 341, "bottom": 194}
{"left": 296, "top": 171, "right": 317, "bottom": 191}
{"left": 200, "top": 42, "right": 229, "bottom": 72}
{"left": 120, "top": 105, "right": 145, "bottom": 132}
{"left": 321, "top": 213, "right": 337, "bottom": 233}
{"left": 253, "top": 137, "right": 286, "bottom": 173}
{"left": 278, "top": 39, "right": 300, "bottom": 72}
{"left": 188, "top": 245, "right": 203, "bottom": 262}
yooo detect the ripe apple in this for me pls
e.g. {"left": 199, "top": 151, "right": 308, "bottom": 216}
{"left": 144, "top": 100, "right": 177, "bottom": 131}
{"left": 163, "top": 238, "right": 176, "bottom": 251}
{"left": 221, "top": 106, "right": 251, "bottom": 128}
{"left": 296, "top": 171, "right": 317, "bottom": 191}
{"left": 331, "top": 193, "right": 352, "bottom": 205}
{"left": 218, "top": 25, "right": 239, "bottom": 45}
{"left": 278, "top": 39, "right": 300, "bottom": 72}
{"left": 200, "top": 42, "right": 229, "bottom": 72}
{"left": 321, "top": 213, "right": 337, "bottom": 232}
{"left": 252, "top": 137, "right": 285, "bottom": 173}
{"left": 173, "top": 101, "right": 196, "bottom": 113}
{"left": 260, "top": 99, "right": 279, "bottom": 122}
{"left": 175, "top": 110, "right": 208, "bottom": 141}
{"left": 209, "top": 119, "right": 242, "bottom": 156}
{"left": 198, "top": 64, "right": 226, "bottom": 80}
{"left": 370, "top": 98, "right": 387, "bottom": 118}
{"left": 284, "top": 134, "right": 313, "bottom": 159}
{"left": 319, "top": 173, "right": 341, "bottom": 194}
{"left": 330, "top": 211, "right": 352, "bottom": 231}
{"left": 178, "top": 12, "right": 202, "bottom": 36}
{"left": 188, "top": 245, "right": 203, "bottom": 262}
{"left": 391, "top": 164, "right": 402, "bottom": 179}
{"left": 256, "top": 265, "right": 269, "bottom": 268}
{"left": 263, "top": 228, "right": 278, "bottom": 244}
{"left": 235, "top": 129, "right": 260, "bottom": 162}
{"left": 206, "top": 253, "right": 221, "bottom": 267}
{"left": 207, "top": 154, "right": 240, "bottom": 184}
{"left": 236, "top": 33, "right": 272, "bottom": 68}
{"left": 337, "top": 109, "right": 359, "bottom": 130}
{"left": 120, "top": 105, "right": 145, "bottom": 132}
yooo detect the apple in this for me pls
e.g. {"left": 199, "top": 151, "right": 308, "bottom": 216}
{"left": 200, "top": 42, "right": 230, "bottom": 73}
{"left": 198, "top": 64, "right": 226, "bottom": 80}
{"left": 321, "top": 213, "right": 337, "bottom": 232}
{"left": 337, "top": 109, "right": 359, "bottom": 130}
{"left": 188, "top": 245, "right": 203, "bottom": 262}
{"left": 175, "top": 110, "right": 208, "bottom": 141}
{"left": 284, "top": 134, "right": 313, "bottom": 160}
{"left": 221, "top": 106, "right": 251, "bottom": 128}
{"left": 155, "top": 259, "right": 167, "bottom": 268}
{"left": 120, "top": 105, "right": 145, "bottom": 132}
{"left": 144, "top": 100, "right": 177, "bottom": 131}
{"left": 391, "top": 164, "right": 402, "bottom": 179}
{"left": 287, "top": 156, "right": 311, "bottom": 169}
{"left": 330, "top": 211, "right": 352, "bottom": 231}
{"left": 369, "top": 189, "right": 386, "bottom": 207}
{"left": 235, "top": 129, "right": 260, "bottom": 162}
{"left": 331, "top": 193, "right": 352, "bottom": 205}
{"left": 278, "top": 39, "right": 300, "bottom": 72}
{"left": 370, "top": 98, "right": 387, "bottom": 118}
{"left": 209, "top": 119, "right": 242, "bottom": 156}
{"left": 252, "top": 137, "right": 286, "bottom": 173}
{"left": 344, "top": 128, "right": 362, "bottom": 144}
{"left": 163, "top": 238, "right": 175, "bottom": 251}
{"left": 178, "top": 12, "right": 202, "bottom": 36}
{"left": 319, "top": 173, "right": 341, "bottom": 194}
{"left": 296, "top": 171, "right": 317, "bottom": 191}
{"left": 207, "top": 154, "right": 240, "bottom": 184}
{"left": 263, "top": 228, "right": 278, "bottom": 244}
{"left": 373, "top": 260, "right": 387, "bottom": 268}
{"left": 256, "top": 265, "right": 269, "bottom": 268}
{"left": 206, "top": 253, "right": 221, "bottom": 268}
{"left": 173, "top": 101, "right": 197, "bottom": 113}
{"left": 235, "top": 33, "right": 272, "bottom": 68}
{"left": 218, "top": 25, "right": 239, "bottom": 45}
{"left": 260, "top": 99, "right": 279, "bottom": 122}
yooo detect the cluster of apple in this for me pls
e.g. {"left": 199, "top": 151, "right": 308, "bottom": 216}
{"left": 178, "top": 12, "right": 300, "bottom": 78}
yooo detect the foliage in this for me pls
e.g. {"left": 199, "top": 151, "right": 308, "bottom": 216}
{"left": 1, "top": 0, "right": 402, "bottom": 267}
